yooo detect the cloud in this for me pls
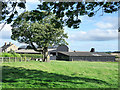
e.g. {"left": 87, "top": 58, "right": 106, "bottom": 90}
{"left": 95, "top": 16, "right": 118, "bottom": 30}
{"left": 103, "top": 16, "right": 118, "bottom": 22}
{"left": 79, "top": 15, "right": 118, "bottom": 30}
{"left": 67, "top": 29, "right": 118, "bottom": 41}
{"left": 95, "top": 22, "right": 114, "bottom": 29}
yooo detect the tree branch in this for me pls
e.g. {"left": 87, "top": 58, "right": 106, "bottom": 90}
{"left": 0, "top": 22, "right": 7, "bottom": 31}
{"left": 30, "top": 41, "right": 43, "bottom": 52}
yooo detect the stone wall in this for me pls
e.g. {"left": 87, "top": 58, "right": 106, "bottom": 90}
{"left": 6, "top": 44, "right": 18, "bottom": 52}
{"left": 69, "top": 56, "right": 115, "bottom": 62}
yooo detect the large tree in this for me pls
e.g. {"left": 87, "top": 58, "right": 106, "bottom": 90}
{"left": 1, "top": 1, "right": 119, "bottom": 30}
{"left": 11, "top": 11, "right": 68, "bottom": 62}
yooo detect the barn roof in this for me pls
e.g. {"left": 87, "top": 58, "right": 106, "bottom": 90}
{"left": 15, "top": 49, "right": 41, "bottom": 54}
{"left": 58, "top": 51, "right": 114, "bottom": 57}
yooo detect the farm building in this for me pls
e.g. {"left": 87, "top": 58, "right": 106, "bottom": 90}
{"left": 110, "top": 51, "right": 120, "bottom": 57}
{"left": 17, "top": 45, "right": 69, "bottom": 54}
{"left": 16, "top": 45, "right": 70, "bottom": 60}
{"left": 49, "top": 45, "right": 69, "bottom": 55}
{"left": 15, "top": 49, "right": 42, "bottom": 54}
{"left": 56, "top": 51, "right": 115, "bottom": 62}
{"left": 1, "top": 42, "right": 18, "bottom": 52}
{"left": 49, "top": 45, "right": 70, "bottom": 60}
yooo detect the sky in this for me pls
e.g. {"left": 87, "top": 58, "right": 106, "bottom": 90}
{"left": 0, "top": 1, "right": 118, "bottom": 52}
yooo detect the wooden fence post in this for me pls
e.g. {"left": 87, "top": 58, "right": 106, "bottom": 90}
{"left": 0, "top": 57, "right": 31, "bottom": 63}
{"left": 21, "top": 57, "right": 22, "bottom": 62}
{"left": 24, "top": 57, "right": 25, "bottom": 62}
{"left": 27, "top": 57, "right": 29, "bottom": 62}
{"left": 9, "top": 57, "right": 10, "bottom": 62}
{"left": 2, "top": 57, "right": 3, "bottom": 63}
{"left": 15, "top": 57, "right": 16, "bottom": 62}
{"left": 0, "top": 57, "right": 1, "bottom": 63}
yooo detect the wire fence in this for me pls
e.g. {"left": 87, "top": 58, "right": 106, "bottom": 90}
{"left": 0, "top": 57, "right": 30, "bottom": 63}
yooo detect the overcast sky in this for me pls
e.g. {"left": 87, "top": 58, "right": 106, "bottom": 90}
{"left": 0, "top": 1, "right": 118, "bottom": 52}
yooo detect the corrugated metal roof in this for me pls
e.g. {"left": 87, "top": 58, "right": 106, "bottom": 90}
{"left": 58, "top": 51, "right": 114, "bottom": 57}
{"left": 15, "top": 49, "right": 41, "bottom": 54}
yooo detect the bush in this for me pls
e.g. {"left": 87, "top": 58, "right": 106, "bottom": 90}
{"left": 8, "top": 50, "right": 16, "bottom": 54}
{"left": 2, "top": 53, "right": 14, "bottom": 57}
{"left": 13, "top": 53, "right": 21, "bottom": 57}
{"left": 0, "top": 52, "right": 21, "bottom": 57}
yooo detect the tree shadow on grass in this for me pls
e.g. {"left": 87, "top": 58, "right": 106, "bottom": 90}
{"left": 2, "top": 66, "right": 111, "bottom": 88}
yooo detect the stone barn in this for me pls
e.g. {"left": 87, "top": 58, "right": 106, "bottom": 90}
{"left": 57, "top": 45, "right": 69, "bottom": 52}
{"left": 49, "top": 45, "right": 69, "bottom": 60}
{"left": 56, "top": 51, "right": 115, "bottom": 62}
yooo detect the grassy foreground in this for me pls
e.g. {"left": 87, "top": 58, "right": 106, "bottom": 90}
{"left": 2, "top": 61, "right": 118, "bottom": 88}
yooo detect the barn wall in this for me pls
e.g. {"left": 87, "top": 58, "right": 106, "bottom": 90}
{"left": 69, "top": 56, "right": 115, "bottom": 62}
{"left": 50, "top": 56, "right": 56, "bottom": 60}
{"left": 56, "top": 53, "right": 69, "bottom": 61}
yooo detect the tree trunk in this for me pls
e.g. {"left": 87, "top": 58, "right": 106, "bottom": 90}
{"left": 43, "top": 47, "right": 49, "bottom": 62}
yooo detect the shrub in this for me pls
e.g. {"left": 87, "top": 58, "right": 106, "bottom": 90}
{"left": 0, "top": 52, "right": 21, "bottom": 57}
{"left": 0, "top": 53, "right": 2, "bottom": 57}
{"left": 2, "top": 52, "right": 14, "bottom": 57}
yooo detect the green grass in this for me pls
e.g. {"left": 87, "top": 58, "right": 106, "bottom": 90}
{"left": 2, "top": 61, "right": 118, "bottom": 88}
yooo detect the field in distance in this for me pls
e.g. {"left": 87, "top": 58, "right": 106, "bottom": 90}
{"left": 2, "top": 60, "right": 118, "bottom": 88}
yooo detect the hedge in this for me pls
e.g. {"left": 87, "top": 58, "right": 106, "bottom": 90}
{"left": 0, "top": 52, "right": 21, "bottom": 57}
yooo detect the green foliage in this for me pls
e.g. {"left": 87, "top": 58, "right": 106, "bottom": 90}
{"left": 2, "top": 61, "right": 118, "bottom": 88}
{"left": 20, "top": 54, "right": 42, "bottom": 58}
{"left": 33, "top": 2, "right": 120, "bottom": 29}
{"left": 11, "top": 11, "right": 68, "bottom": 48}
{"left": 1, "top": 1, "right": 26, "bottom": 24}
{"left": 8, "top": 50, "right": 15, "bottom": 54}
{"left": 1, "top": 2, "right": 119, "bottom": 28}
{"left": 0, "top": 52, "right": 21, "bottom": 57}
{"left": 24, "top": 56, "right": 26, "bottom": 61}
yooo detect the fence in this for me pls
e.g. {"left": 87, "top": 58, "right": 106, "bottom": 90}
{"left": 0, "top": 57, "right": 30, "bottom": 63}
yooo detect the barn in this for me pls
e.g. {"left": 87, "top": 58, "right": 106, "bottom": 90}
{"left": 56, "top": 51, "right": 115, "bottom": 62}
{"left": 49, "top": 45, "right": 69, "bottom": 60}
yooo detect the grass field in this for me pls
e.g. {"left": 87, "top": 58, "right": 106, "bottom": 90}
{"left": 2, "top": 60, "right": 118, "bottom": 88}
